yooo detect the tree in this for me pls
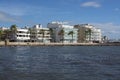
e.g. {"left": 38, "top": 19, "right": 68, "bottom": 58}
{"left": 49, "top": 28, "right": 54, "bottom": 42}
{"left": 10, "top": 24, "right": 17, "bottom": 41}
{"left": 68, "top": 31, "right": 74, "bottom": 43}
{"left": 58, "top": 29, "right": 64, "bottom": 43}
{"left": 88, "top": 29, "right": 92, "bottom": 42}
{"left": 39, "top": 29, "right": 45, "bottom": 42}
{"left": 28, "top": 28, "right": 31, "bottom": 34}
{"left": 29, "top": 28, "right": 38, "bottom": 42}
{"left": 28, "top": 28, "right": 33, "bottom": 42}
{"left": 103, "top": 36, "right": 108, "bottom": 43}
{"left": 10, "top": 24, "right": 17, "bottom": 33}
{"left": 85, "top": 29, "right": 92, "bottom": 42}
{"left": 3, "top": 29, "right": 11, "bottom": 40}
{"left": 0, "top": 30, "right": 3, "bottom": 41}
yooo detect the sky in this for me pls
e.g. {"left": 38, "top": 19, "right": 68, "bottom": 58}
{"left": 0, "top": 0, "right": 120, "bottom": 39}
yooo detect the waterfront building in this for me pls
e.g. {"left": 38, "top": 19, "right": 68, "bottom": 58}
{"left": 47, "top": 22, "right": 78, "bottom": 43}
{"left": 9, "top": 24, "right": 51, "bottom": 42}
{"left": 30, "top": 24, "right": 51, "bottom": 43}
{"left": 10, "top": 28, "right": 30, "bottom": 42}
{"left": 74, "top": 24, "right": 102, "bottom": 43}
{"left": 0, "top": 27, "right": 9, "bottom": 31}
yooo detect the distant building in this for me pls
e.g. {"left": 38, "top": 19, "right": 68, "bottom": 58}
{"left": 0, "top": 27, "right": 9, "bottom": 31}
{"left": 30, "top": 24, "right": 51, "bottom": 43}
{"left": 10, "top": 28, "right": 30, "bottom": 42}
{"left": 1, "top": 23, "right": 102, "bottom": 43}
{"left": 10, "top": 24, "right": 51, "bottom": 42}
{"left": 47, "top": 22, "right": 78, "bottom": 43}
{"left": 74, "top": 24, "right": 102, "bottom": 43}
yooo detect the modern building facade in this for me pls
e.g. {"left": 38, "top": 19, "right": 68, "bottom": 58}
{"left": 30, "top": 24, "right": 51, "bottom": 43}
{"left": 1, "top": 22, "right": 102, "bottom": 43}
{"left": 47, "top": 22, "right": 78, "bottom": 43}
{"left": 74, "top": 24, "right": 102, "bottom": 43}
{"left": 10, "top": 28, "right": 30, "bottom": 42}
{"left": 9, "top": 24, "right": 51, "bottom": 42}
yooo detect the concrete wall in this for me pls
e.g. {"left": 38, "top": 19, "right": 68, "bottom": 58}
{"left": 0, "top": 41, "right": 5, "bottom": 46}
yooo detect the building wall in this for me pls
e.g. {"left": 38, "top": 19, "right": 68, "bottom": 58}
{"left": 91, "top": 28, "right": 102, "bottom": 42}
{"left": 30, "top": 25, "right": 51, "bottom": 43}
{"left": 74, "top": 24, "right": 102, "bottom": 43}
{"left": 17, "top": 29, "right": 30, "bottom": 41}
{"left": 10, "top": 28, "right": 30, "bottom": 41}
{"left": 10, "top": 25, "right": 51, "bottom": 43}
{"left": 63, "top": 28, "right": 78, "bottom": 43}
{"left": 37, "top": 28, "right": 51, "bottom": 43}
{"left": 47, "top": 22, "right": 78, "bottom": 43}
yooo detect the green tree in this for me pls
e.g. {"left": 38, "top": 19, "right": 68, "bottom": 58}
{"left": 31, "top": 28, "right": 38, "bottom": 42}
{"left": 28, "top": 28, "right": 32, "bottom": 34}
{"left": 3, "top": 29, "right": 11, "bottom": 40}
{"left": 58, "top": 29, "right": 64, "bottom": 43}
{"left": 0, "top": 30, "right": 3, "bottom": 41}
{"left": 68, "top": 31, "right": 74, "bottom": 43}
{"left": 9, "top": 24, "right": 17, "bottom": 41}
{"left": 103, "top": 36, "right": 107, "bottom": 43}
{"left": 10, "top": 24, "right": 17, "bottom": 34}
{"left": 85, "top": 29, "right": 92, "bottom": 42}
{"left": 39, "top": 29, "right": 45, "bottom": 42}
{"left": 49, "top": 28, "right": 54, "bottom": 42}
{"left": 28, "top": 28, "right": 33, "bottom": 42}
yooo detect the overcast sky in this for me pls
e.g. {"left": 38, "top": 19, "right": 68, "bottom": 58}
{"left": 0, "top": 0, "right": 120, "bottom": 39}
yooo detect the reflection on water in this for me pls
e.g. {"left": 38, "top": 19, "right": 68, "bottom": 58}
{"left": 0, "top": 46, "right": 120, "bottom": 80}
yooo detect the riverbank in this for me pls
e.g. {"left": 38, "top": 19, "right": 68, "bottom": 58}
{"left": 0, "top": 41, "right": 120, "bottom": 46}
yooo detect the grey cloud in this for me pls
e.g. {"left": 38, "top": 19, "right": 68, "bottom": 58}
{"left": 81, "top": 1, "right": 101, "bottom": 8}
{"left": 0, "top": 11, "right": 18, "bottom": 22}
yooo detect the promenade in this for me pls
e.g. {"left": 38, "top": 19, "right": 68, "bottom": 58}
{"left": 0, "top": 41, "right": 120, "bottom": 46}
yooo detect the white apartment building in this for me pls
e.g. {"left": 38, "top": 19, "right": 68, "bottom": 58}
{"left": 47, "top": 22, "right": 78, "bottom": 43}
{"left": 10, "top": 24, "right": 51, "bottom": 42}
{"left": 30, "top": 24, "right": 51, "bottom": 43}
{"left": 10, "top": 28, "right": 30, "bottom": 42}
{"left": 91, "top": 27, "right": 102, "bottom": 42}
{"left": 79, "top": 24, "right": 102, "bottom": 43}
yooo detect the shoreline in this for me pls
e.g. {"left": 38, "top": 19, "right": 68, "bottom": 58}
{"left": 0, "top": 42, "right": 120, "bottom": 46}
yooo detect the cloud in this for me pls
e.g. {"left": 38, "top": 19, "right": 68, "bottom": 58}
{"left": 0, "top": 2, "right": 31, "bottom": 16}
{"left": 81, "top": 1, "right": 101, "bottom": 8}
{"left": 0, "top": 6, "right": 27, "bottom": 16}
{"left": 0, "top": 11, "right": 17, "bottom": 22}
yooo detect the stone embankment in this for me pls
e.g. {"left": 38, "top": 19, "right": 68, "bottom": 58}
{"left": 0, "top": 41, "right": 120, "bottom": 46}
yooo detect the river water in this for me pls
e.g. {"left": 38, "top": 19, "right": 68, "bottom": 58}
{"left": 0, "top": 46, "right": 120, "bottom": 80}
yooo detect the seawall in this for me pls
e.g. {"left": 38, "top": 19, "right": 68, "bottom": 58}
{"left": 0, "top": 42, "right": 120, "bottom": 46}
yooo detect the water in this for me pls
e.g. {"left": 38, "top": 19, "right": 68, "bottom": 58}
{"left": 0, "top": 46, "right": 120, "bottom": 80}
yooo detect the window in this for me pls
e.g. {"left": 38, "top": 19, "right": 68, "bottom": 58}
{"left": 19, "top": 35, "right": 22, "bottom": 37}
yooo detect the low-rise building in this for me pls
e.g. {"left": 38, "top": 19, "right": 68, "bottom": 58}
{"left": 47, "top": 22, "right": 78, "bottom": 43}
{"left": 74, "top": 24, "right": 102, "bottom": 43}
{"left": 9, "top": 24, "right": 51, "bottom": 43}
{"left": 10, "top": 28, "right": 30, "bottom": 42}
{"left": 30, "top": 24, "right": 51, "bottom": 43}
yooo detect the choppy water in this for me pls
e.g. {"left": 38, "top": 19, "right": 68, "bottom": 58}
{"left": 0, "top": 46, "right": 120, "bottom": 80}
